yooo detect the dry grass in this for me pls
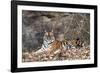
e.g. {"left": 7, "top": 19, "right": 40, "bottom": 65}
{"left": 22, "top": 46, "right": 90, "bottom": 62}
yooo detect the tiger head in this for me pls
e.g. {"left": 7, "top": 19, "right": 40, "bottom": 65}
{"left": 43, "top": 30, "right": 55, "bottom": 43}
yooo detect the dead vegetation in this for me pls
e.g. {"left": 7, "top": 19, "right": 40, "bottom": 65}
{"left": 22, "top": 46, "right": 90, "bottom": 62}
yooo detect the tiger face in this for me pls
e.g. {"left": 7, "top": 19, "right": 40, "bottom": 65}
{"left": 43, "top": 30, "right": 55, "bottom": 43}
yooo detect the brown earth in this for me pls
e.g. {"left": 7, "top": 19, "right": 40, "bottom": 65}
{"left": 22, "top": 47, "right": 90, "bottom": 62}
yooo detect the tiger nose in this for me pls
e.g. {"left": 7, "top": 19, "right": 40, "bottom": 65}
{"left": 48, "top": 36, "right": 51, "bottom": 39}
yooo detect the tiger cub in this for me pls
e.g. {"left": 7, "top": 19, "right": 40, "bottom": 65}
{"left": 62, "top": 38, "right": 84, "bottom": 49}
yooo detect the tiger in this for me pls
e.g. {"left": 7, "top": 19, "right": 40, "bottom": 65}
{"left": 62, "top": 38, "right": 84, "bottom": 49}
{"left": 34, "top": 30, "right": 65, "bottom": 60}
{"left": 35, "top": 30, "right": 55, "bottom": 54}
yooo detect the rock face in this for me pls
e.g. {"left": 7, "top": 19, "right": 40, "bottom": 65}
{"left": 22, "top": 10, "right": 90, "bottom": 52}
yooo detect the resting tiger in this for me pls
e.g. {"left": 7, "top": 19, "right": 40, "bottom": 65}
{"left": 62, "top": 38, "right": 84, "bottom": 49}
{"left": 35, "top": 30, "right": 55, "bottom": 54}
